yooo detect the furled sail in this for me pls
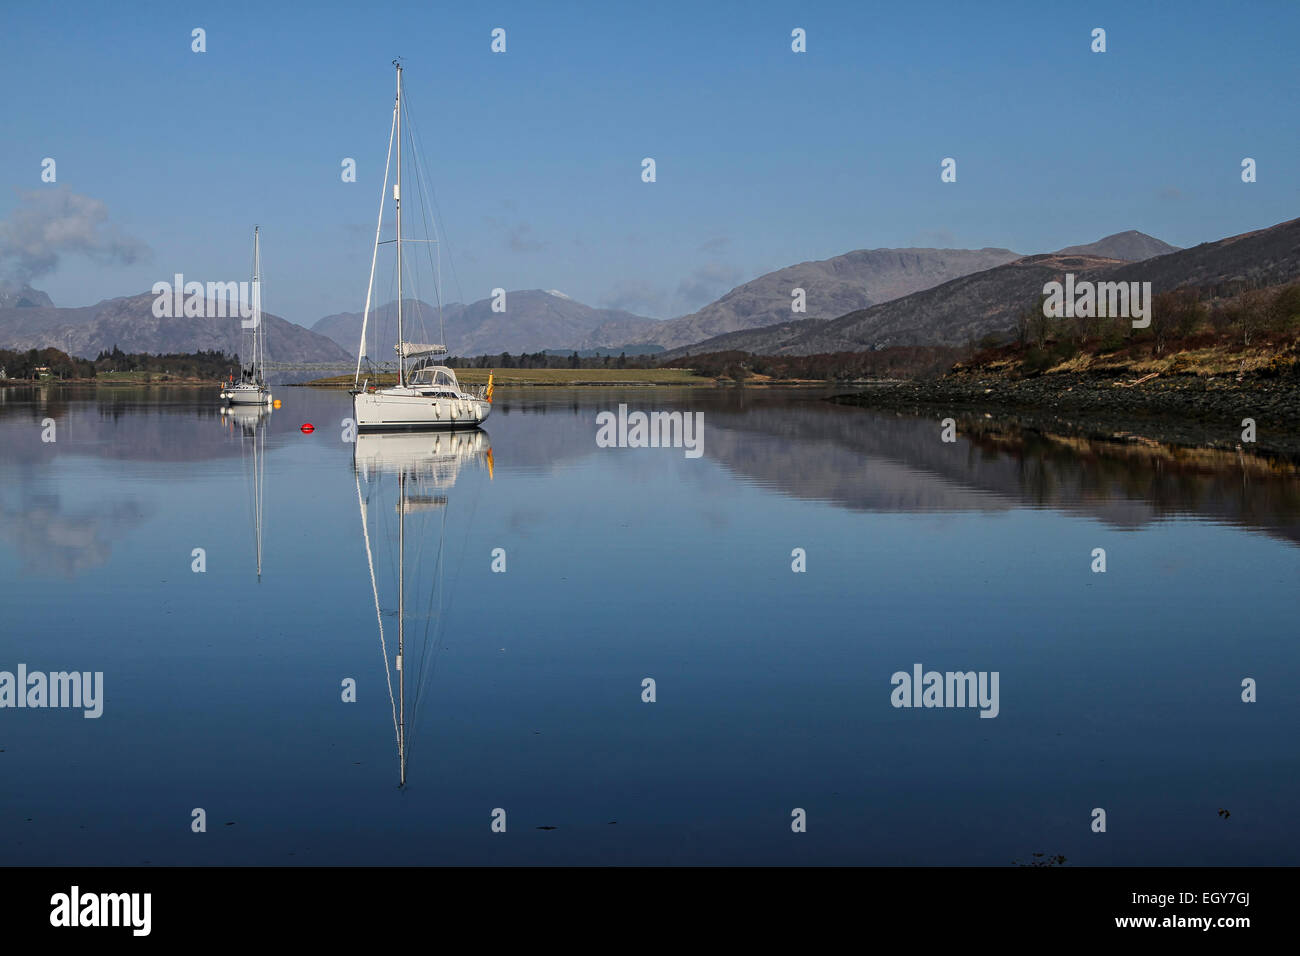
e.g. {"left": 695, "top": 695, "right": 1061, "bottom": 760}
{"left": 397, "top": 342, "right": 448, "bottom": 359}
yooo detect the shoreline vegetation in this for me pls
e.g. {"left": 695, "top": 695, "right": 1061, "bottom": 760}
{"left": 0, "top": 346, "right": 238, "bottom": 387}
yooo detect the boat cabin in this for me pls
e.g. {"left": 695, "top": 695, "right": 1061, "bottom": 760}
{"left": 408, "top": 365, "right": 462, "bottom": 397}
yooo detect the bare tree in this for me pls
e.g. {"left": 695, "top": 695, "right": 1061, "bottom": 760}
{"left": 1238, "top": 289, "right": 1268, "bottom": 346}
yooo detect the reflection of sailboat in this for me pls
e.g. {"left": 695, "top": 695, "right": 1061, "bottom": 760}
{"left": 222, "top": 403, "right": 271, "bottom": 579}
{"left": 354, "top": 428, "right": 493, "bottom": 787}
{"left": 350, "top": 61, "right": 491, "bottom": 430}
{"left": 220, "top": 226, "right": 273, "bottom": 406}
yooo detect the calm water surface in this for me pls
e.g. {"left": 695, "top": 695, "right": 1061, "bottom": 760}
{"left": 1, "top": 385, "right": 1297, "bottom": 865}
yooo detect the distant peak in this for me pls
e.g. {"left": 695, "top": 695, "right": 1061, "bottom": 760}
{"left": 545, "top": 289, "right": 572, "bottom": 299}
{"left": 1056, "top": 231, "right": 1180, "bottom": 262}
{"left": 0, "top": 282, "right": 54, "bottom": 309}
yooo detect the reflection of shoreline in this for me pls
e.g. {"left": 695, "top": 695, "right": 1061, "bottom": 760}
{"left": 0, "top": 387, "right": 281, "bottom": 464}
{"left": 1, "top": 380, "right": 216, "bottom": 388}
{"left": 704, "top": 402, "right": 1300, "bottom": 547}
{"left": 965, "top": 420, "right": 1300, "bottom": 478}
{"left": 928, "top": 404, "right": 1300, "bottom": 468}
{"left": 831, "top": 378, "right": 1300, "bottom": 460}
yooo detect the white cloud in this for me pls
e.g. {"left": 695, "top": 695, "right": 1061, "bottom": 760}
{"left": 0, "top": 188, "right": 149, "bottom": 281}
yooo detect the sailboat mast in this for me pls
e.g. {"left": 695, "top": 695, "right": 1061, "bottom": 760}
{"left": 394, "top": 61, "right": 404, "bottom": 389}
{"left": 252, "top": 226, "right": 262, "bottom": 383}
{"left": 397, "top": 469, "right": 406, "bottom": 787}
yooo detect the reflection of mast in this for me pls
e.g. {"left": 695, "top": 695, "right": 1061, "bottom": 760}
{"left": 397, "top": 470, "right": 406, "bottom": 788}
{"left": 222, "top": 404, "right": 270, "bottom": 580}
{"left": 354, "top": 427, "right": 493, "bottom": 788}
{"left": 355, "top": 460, "right": 401, "bottom": 786}
{"left": 254, "top": 410, "right": 264, "bottom": 580}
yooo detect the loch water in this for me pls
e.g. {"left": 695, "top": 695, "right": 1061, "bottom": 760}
{"left": 1, "top": 385, "right": 1296, "bottom": 865}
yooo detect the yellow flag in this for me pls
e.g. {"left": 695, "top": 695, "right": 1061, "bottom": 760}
{"left": 485, "top": 371, "right": 495, "bottom": 403}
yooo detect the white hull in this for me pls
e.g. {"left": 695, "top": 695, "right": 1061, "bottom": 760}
{"left": 222, "top": 384, "right": 272, "bottom": 405}
{"left": 354, "top": 388, "right": 490, "bottom": 430}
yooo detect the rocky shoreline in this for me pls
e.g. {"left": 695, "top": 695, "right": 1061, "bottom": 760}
{"left": 830, "top": 371, "right": 1300, "bottom": 460}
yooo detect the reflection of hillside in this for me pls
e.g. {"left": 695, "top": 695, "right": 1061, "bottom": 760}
{"left": 469, "top": 391, "right": 1300, "bottom": 547}
{"left": 478, "top": 395, "right": 624, "bottom": 471}
{"left": 0, "top": 489, "right": 147, "bottom": 576}
{"left": 1, "top": 388, "right": 219, "bottom": 463}
{"left": 0, "top": 387, "right": 282, "bottom": 464}
{"left": 963, "top": 423, "right": 1300, "bottom": 543}
{"left": 704, "top": 400, "right": 1300, "bottom": 546}
{"left": 706, "top": 405, "right": 1014, "bottom": 512}
{"left": 4, "top": 386, "right": 1297, "bottom": 548}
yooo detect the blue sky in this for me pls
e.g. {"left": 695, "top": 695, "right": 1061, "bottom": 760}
{"left": 2, "top": 0, "right": 1297, "bottom": 325}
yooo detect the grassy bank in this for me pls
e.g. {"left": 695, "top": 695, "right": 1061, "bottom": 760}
{"left": 92, "top": 371, "right": 217, "bottom": 385}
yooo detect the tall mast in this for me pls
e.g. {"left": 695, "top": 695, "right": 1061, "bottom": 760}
{"left": 397, "top": 469, "right": 406, "bottom": 788}
{"left": 252, "top": 226, "right": 262, "bottom": 382}
{"left": 394, "top": 61, "right": 404, "bottom": 389}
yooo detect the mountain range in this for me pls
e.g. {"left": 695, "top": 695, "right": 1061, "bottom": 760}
{"left": 0, "top": 290, "right": 351, "bottom": 364}
{"left": 666, "top": 224, "right": 1300, "bottom": 357}
{"left": 311, "top": 289, "right": 660, "bottom": 357}
{"left": 640, "top": 246, "right": 1033, "bottom": 350}
{"left": 661, "top": 252, "right": 1128, "bottom": 357}
{"left": 308, "top": 245, "right": 1035, "bottom": 357}
{"left": 0, "top": 228, "right": 1211, "bottom": 362}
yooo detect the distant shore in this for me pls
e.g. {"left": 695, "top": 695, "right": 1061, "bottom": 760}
{"left": 0, "top": 377, "right": 216, "bottom": 388}
{"left": 302, "top": 368, "right": 715, "bottom": 387}
{"left": 0, "top": 369, "right": 716, "bottom": 388}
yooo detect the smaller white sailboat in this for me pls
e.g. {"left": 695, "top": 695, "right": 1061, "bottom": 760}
{"left": 351, "top": 62, "right": 491, "bottom": 430}
{"left": 221, "top": 226, "right": 273, "bottom": 406}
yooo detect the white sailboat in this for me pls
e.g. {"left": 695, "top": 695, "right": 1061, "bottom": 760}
{"left": 351, "top": 61, "right": 492, "bottom": 430}
{"left": 221, "top": 226, "right": 273, "bottom": 406}
{"left": 354, "top": 428, "right": 494, "bottom": 786}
